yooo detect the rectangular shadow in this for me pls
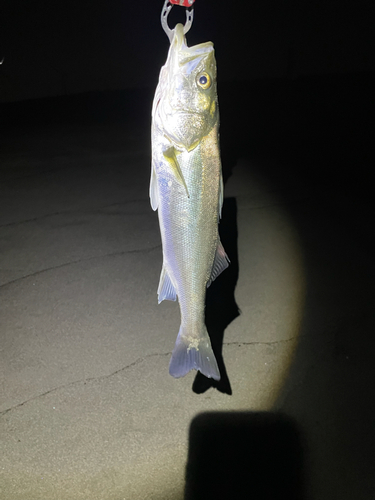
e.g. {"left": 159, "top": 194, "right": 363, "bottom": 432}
{"left": 185, "top": 411, "right": 305, "bottom": 500}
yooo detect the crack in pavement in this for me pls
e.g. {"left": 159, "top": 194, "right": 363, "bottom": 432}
{"left": 0, "top": 338, "right": 299, "bottom": 416}
{"left": 223, "top": 337, "right": 299, "bottom": 346}
{"left": 0, "top": 351, "right": 172, "bottom": 417}
{"left": 0, "top": 244, "right": 162, "bottom": 289}
{"left": 0, "top": 199, "right": 149, "bottom": 228}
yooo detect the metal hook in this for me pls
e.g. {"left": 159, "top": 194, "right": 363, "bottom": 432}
{"left": 161, "top": 0, "right": 194, "bottom": 43}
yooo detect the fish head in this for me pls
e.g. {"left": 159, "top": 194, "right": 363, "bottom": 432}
{"left": 156, "top": 23, "right": 219, "bottom": 152}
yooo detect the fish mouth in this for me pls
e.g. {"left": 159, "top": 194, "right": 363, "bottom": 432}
{"left": 179, "top": 42, "right": 214, "bottom": 65}
{"left": 172, "top": 23, "right": 213, "bottom": 57}
{"left": 171, "top": 24, "right": 215, "bottom": 75}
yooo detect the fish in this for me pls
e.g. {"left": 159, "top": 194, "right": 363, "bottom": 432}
{"left": 150, "top": 23, "right": 229, "bottom": 380}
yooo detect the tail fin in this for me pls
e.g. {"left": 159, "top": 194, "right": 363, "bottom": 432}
{"left": 169, "top": 326, "right": 220, "bottom": 381}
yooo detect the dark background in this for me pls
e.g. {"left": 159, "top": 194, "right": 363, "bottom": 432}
{"left": 1, "top": 0, "right": 374, "bottom": 189}
{"left": 1, "top": 0, "right": 374, "bottom": 102}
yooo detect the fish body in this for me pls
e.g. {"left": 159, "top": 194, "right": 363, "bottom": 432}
{"left": 150, "top": 24, "right": 228, "bottom": 380}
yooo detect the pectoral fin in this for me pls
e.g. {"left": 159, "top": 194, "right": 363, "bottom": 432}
{"left": 157, "top": 265, "right": 177, "bottom": 303}
{"left": 207, "top": 240, "right": 230, "bottom": 287}
{"left": 163, "top": 146, "right": 190, "bottom": 198}
{"left": 149, "top": 161, "right": 159, "bottom": 211}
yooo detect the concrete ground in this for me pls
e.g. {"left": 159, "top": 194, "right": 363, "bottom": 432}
{"left": 1, "top": 76, "right": 375, "bottom": 499}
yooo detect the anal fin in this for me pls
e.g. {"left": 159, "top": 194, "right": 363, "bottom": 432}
{"left": 157, "top": 266, "right": 177, "bottom": 304}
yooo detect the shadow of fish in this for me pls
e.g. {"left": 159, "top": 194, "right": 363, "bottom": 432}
{"left": 150, "top": 23, "right": 229, "bottom": 380}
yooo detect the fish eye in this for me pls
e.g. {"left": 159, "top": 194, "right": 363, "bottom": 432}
{"left": 197, "top": 72, "right": 211, "bottom": 90}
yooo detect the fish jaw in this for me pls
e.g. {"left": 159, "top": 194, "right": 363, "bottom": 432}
{"left": 155, "top": 23, "right": 219, "bottom": 152}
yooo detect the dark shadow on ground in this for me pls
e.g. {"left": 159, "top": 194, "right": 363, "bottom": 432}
{"left": 193, "top": 197, "right": 240, "bottom": 395}
{"left": 185, "top": 412, "right": 305, "bottom": 500}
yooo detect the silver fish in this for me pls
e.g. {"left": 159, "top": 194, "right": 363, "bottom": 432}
{"left": 150, "top": 23, "right": 229, "bottom": 380}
